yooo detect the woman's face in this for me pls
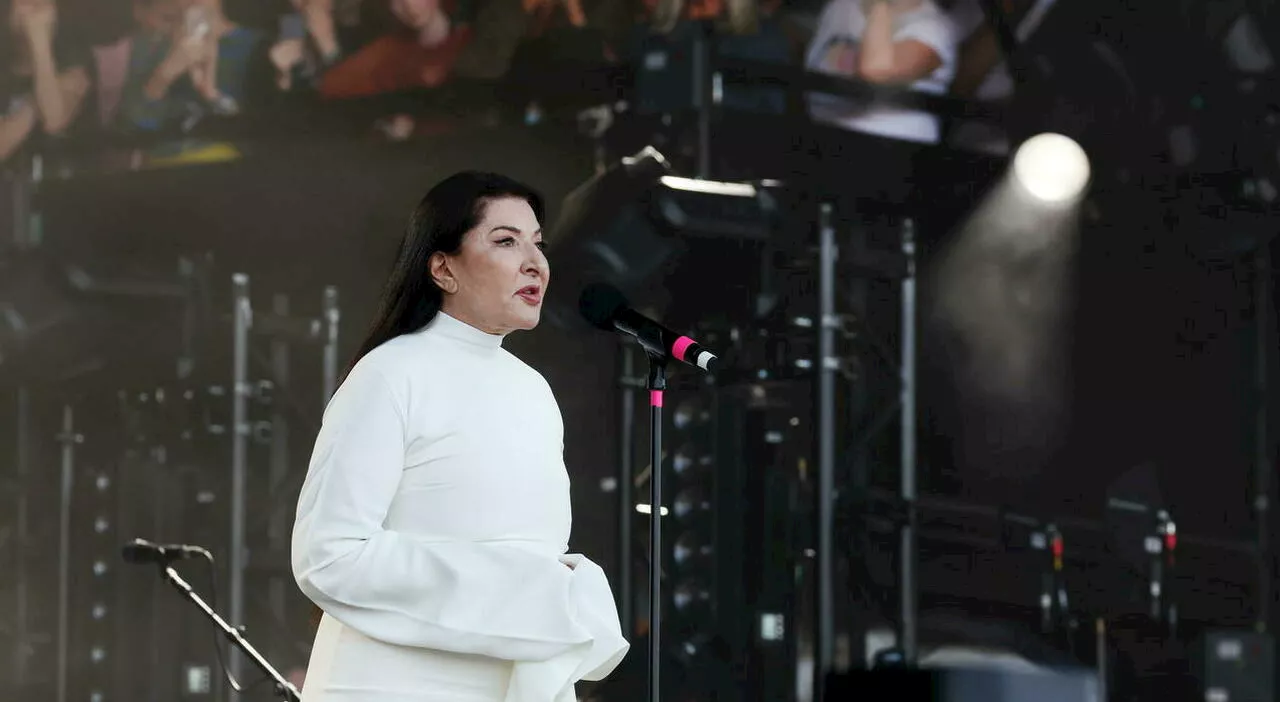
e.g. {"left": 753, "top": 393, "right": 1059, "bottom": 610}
{"left": 390, "top": 0, "right": 440, "bottom": 29}
{"left": 431, "top": 197, "right": 549, "bottom": 336}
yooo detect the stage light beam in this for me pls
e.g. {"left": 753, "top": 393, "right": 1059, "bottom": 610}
{"left": 1012, "top": 133, "right": 1091, "bottom": 204}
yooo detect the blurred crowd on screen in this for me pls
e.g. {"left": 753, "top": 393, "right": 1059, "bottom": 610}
{"left": 0, "top": 0, "right": 1081, "bottom": 164}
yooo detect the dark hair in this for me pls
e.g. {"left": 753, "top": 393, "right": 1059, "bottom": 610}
{"left": 347, "top": 171, "right": 545, "bottom": 375}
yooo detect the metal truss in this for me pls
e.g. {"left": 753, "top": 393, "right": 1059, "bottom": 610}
{"left": 1, "top": 267, "right": 340, "bottom": 702}
{"left": 227, "top": 275, "right": 340, "bottom": 699}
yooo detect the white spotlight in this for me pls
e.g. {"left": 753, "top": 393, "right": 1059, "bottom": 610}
{"left": 1012, "top": 133, "right": 1091, "bottom": 204}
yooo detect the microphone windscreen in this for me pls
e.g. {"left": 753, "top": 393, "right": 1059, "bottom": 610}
{"left": 578, "top": 282, "right": 629, "bottom": 330}
{"left": 121, "top": 538, "right": 154, "bottom": 564}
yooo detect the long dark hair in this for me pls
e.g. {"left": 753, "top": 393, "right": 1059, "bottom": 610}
{"left": 348, "top": 170, "right": 545, "bottom": 375}
{"left": 307, "top": 172, "right": 543, "bottom": 634}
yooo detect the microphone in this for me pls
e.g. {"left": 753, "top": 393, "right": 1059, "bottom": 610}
{"left": 579, "top": 282, "right": 718, "bottom": 373}
{"left": 121, "top": 538, "right": 212, "bottom": 565}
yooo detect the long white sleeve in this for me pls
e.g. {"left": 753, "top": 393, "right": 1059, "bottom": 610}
{"left": 294, "top": 359, "right": 583, "bottom": 660}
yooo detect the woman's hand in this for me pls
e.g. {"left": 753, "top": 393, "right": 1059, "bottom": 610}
{"left": 417, "top": 12, "right": 450, "bottom": 48}
{"left": 13, "top": 0, "right": 57, "bottom": 42}
{"left": 271, "top": 38, "right": 306, "bottom": 90}
{"left": 296, "top": 0, "right": 341, "bottom": 59}
{"left": 563, "top": 0, "right": 588, "bottom": 28}
{"left": 190, "top": 37, "right": 221, "bottom": 102}
{"left": 164, "top": 33, "right": 211, "bottom": 77}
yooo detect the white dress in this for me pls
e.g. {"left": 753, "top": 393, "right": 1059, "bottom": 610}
{"left": 292, "top": 312, "right": 629, "bottom": 702}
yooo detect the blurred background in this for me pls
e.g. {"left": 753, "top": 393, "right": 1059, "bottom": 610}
{"left": 1, "top": 0, "right": 1278, "bottom": 700}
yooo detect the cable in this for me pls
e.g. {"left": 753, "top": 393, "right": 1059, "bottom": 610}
{"left": 200, "top": 552, "right": 272, "bottom": 695}
{"left": 200, "top": 553, "right": 243, "bottom": 692}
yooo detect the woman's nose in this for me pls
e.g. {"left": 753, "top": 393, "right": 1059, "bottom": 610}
{"left": 524, "top": 247, "right": 548, "bottom": 277}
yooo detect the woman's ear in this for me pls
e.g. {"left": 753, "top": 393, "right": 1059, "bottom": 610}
{"left": 429, "top": 251, "right": 457, "bottom": 294}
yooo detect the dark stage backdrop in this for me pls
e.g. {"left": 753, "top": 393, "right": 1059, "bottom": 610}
{"left": 918, "top": 201, "right": 1279, "bottom": 543}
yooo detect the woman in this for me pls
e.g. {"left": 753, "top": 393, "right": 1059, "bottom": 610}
{"left": 805, "top": 0, "right": 958, "bottom": 144}
{"left": 318, "top": 0, "right": 472, "bottom": 100}
{"left": 292, "top": 171, "right": 629, "bottom": 702}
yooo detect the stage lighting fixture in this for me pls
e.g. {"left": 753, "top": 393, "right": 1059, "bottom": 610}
{"left": 1012, "top": 133, "right": 1091, "bottom": 204}
{"left": 79, "top": 463, "right": 118, "bottom": 702}
{"left": 551, "top": 146, "right": 672, "bottom": 251}
{"left": 660, "top": 176, "right": 759, "bottom": 198}
{"left": 543, "top": 146, "right": 677, "bottom": 326}
{"left": 665, "top": 390, "right": 719, "bottom": 664}
{"left": 653, "top": 177, "right": 781, "bottom": 242}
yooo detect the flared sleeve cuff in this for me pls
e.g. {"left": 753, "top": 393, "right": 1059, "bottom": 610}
{"left": 505, "top": 554, "right": 630, "bottom": 702}
{"left": 298, "top": 537, "right": 599, "bottom": 661}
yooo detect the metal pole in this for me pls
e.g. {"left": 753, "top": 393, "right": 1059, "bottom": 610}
{"left": 229, "top": 273, "right": 252, "bottom": 694}
{"left": 816, "top": 202, "right": 837, "bottom": 698}
{"left": 11, "top": 153, "right": 40, "bottom": 248}
{"left": 12, "top": 167, "right": 28, "bottom": 248}
{"left": 1095, "top": 618, "right": 1108, "bottom": 702}
{"left": 14, "top": 387, "right": 30, "bottom": 687}
{"left": 618, "top": 342, "right": 637, "bottom": 640}
{"left": 692, "top": 25, "right": 713, "bottom": 179}
{"left": 1254, "top": 246, "right": 1272, "bottom": 630}
{"left": 177, "top": 257, "right": 196, "bottom": 380}
{"left": 323, "top": 286, "right": 340, "bottom": 402}
{"left": 647, "top": 361, "right": 667, "bottom": 702}
{"left": 898, "top": 218, "right": 919, "bottom": 663}
{"left": 269, "top": 294, "right": 291, "bottom": 662}
{"left": 56, "top": 404, "right": 79, "bottom": 702}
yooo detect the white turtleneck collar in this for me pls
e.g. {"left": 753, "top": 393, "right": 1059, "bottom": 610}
{"left": 424, "top": 311, "right": 506, "bottom": 350}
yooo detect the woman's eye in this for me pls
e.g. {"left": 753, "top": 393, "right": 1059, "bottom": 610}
{"left": 535, "top": 241, "right": 547, "bottom": 251}
{"left": 496, "top": 237, "right": 515, "bottom": 246}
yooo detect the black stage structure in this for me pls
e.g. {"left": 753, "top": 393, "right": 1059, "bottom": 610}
{"left": 573, "top": 3, "right": 1280, "bottom": 701}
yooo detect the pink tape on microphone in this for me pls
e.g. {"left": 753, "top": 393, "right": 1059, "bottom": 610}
{"left": 671, "top": 336, "right": 696, "bottom": 362}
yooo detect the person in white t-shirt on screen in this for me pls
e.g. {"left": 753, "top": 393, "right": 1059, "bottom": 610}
{"left": 805, "top": 0, "right": 959, "bottom": 145}
{"left": 947, "top": 0, "right": 1056, "bottom": 154}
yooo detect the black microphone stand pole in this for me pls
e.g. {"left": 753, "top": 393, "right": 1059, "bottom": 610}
{"left": 646, "top": 355, "right": 668, "bottom": 702}
{"left": 157, "top": 561, "right": 301, "bottom": 702}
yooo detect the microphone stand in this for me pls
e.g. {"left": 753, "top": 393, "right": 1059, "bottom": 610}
{"left": 155, "top": 561, "right": 301, "bottom": 702}
{"left": 646, "top": 355, "right": 668, "bottom": 702}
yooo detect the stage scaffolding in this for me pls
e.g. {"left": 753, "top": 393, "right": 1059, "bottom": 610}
{"left": 811, "top": 204, "right": 920, "bottom": 697}
{"left": 1, "top": 167, "right": 342, "bottom": 701}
